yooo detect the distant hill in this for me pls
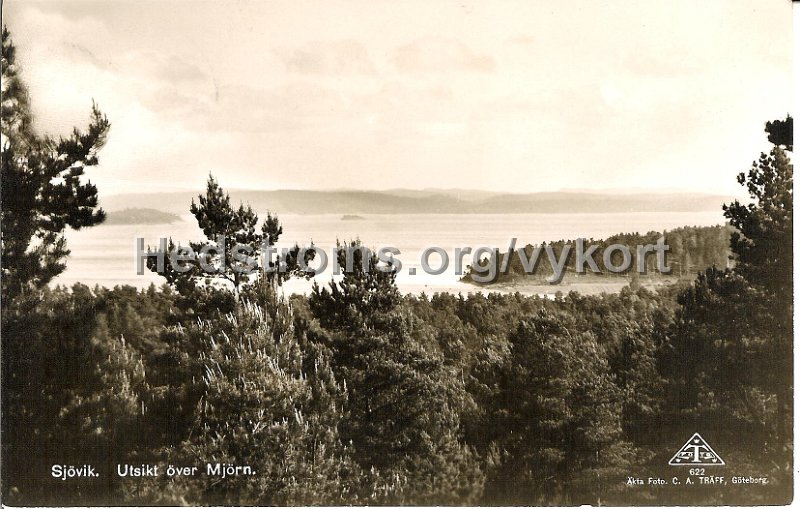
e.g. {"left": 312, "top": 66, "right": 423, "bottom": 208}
{"left": 101, "top": 189, "right": 732, "bottom": 216}
{"left": 381, "top": 188, "right": 499, "bottom": 201}
{"left": 104, "top": 208, "right": 181, "bottom": 225}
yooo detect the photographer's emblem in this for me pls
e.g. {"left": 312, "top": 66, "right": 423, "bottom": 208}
{"left": 668, "top": 433, "right": 725, "bottom": 466}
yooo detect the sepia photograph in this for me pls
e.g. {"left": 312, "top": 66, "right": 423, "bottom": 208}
{"left": 0, "top": 0, "right": 794, "bottom": 506}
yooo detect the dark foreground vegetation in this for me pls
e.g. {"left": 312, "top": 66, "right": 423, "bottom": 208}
{"left": 1, "top": 26, "right": 793, "bottom": 506}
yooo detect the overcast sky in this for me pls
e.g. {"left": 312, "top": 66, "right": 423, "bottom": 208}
{"left": 4, "top": 0, "right": 793, "bottom": 196}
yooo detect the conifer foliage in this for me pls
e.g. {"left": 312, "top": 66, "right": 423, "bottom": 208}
{"left": 1, "top": 27, "right": 110, "bottom": 302}
{"left": 147, "top": 175, "right": 312, "bottom": 294}
{"left": 156, "top": 298, "right": 355, "bottom": 505}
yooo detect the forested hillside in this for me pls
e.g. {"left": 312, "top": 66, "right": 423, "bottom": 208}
{"left": 464, "top": 225, "right": 734, "bottom": 284}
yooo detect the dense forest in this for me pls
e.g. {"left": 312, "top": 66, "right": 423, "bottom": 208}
{"left": 1, "top": 26, "right": 793, "bottom": 506}
{"left": 463, "top": 224, "right": 734, "bottom": 284}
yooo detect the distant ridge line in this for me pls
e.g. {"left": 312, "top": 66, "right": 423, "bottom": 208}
{"left": 100, "top": 189, "right": 732, "bottom": 216}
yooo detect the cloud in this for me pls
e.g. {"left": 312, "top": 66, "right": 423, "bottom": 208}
{"left": 277, "top": 40, "right": 375, "bottom": 75}
{"left": 5, "top": 1, "right": 790, "bottom": 196}
{"left": 155, "top": 54, "right": 208, "bottom": 83}
{"left": 21, "top": 0, "right": 116, "bottom": 23}
{"left": 64, "top": 42, "right": 117, "bottom": 70}
{"left": 393, "top": 38, "right": 495, "bottom": 73}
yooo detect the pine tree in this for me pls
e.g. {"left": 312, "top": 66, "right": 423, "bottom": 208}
{"left": 660, "top": 116, "right": 793, "bottom": 502}
{"left": 487, "top": 311, "right": 632, "bottom": 505}
{"left": 724, "top": 118, "right": 792, "bottom": 465}
{"left": 1, "top": 27, "right": 110, "bottom": 302}
{"left": 309, "top": 241, "right": 484, "bottom": 504}
{"left": 154, "top": 298, "right": 356, "bottom": 505}
{"left": 59, "top": 321, "right": 152, "bottom": 501}
{"left": 148, "top": 175, "right": 312, "bottom": 296}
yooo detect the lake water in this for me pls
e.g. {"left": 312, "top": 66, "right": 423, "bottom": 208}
{"left": 53, "top": 211, "right": 725, "bottom": 295}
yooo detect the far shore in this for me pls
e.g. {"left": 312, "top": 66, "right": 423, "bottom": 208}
{"left": 457, "top": 273, "right": 688, "bottom": 297}
{"left": 52, "top": 273, "right": 687, "bottom": 298}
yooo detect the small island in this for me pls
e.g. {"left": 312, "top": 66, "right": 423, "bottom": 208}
{"left": 104, "top": 208, "right": 181, "bottom": 225}
{"left": 340, "top": 214, "right": 366, "bottom": 221}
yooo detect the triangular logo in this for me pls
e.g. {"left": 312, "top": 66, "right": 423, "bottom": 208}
{"left": 668, "top": 433, "right": 725, "bottom": 466}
